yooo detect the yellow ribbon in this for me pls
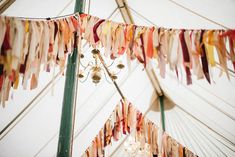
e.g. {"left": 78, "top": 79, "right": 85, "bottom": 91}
{"left": 25, "top": 20, "right": 29, "bottom": 33}
{"left": 204, "top": 31, "right": 215, "bottom": 67}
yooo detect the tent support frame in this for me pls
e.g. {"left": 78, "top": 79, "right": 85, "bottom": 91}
{"left": 114, "top": 0, "right": 166, "bottom": 132}
{"left": 56, "top": 1, "right": 85, "bottom": 157}
{"left": 97, "top": 52, "right": 125, "bottom": 100}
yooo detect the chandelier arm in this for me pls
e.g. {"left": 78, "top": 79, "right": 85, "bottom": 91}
{"left": 83, "top": 61, "right": 93, "bottom": 71}
{"left": 79, "top": 70, "right": 91, "bottom": 83}
{"left": 88, "top": 61, "right": 94, "bottom": 67}
{"left": 79, "top": 58, "right": 87, "bottom": 68}
{"left": 106, "top": 59, "right": 115, "bottom": 68}
{"left": 113, "top": 69, "right": 121, "bottom": 75}
{"left": 101, "top": 68, "right": 113, "bottom": 84}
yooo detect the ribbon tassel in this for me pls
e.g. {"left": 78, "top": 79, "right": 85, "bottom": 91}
{"left": 200, "top": 30, "right": 211, "bottom": 84}
{"left": 228, "top": 36, "right": 235, "bottom": 71}
{"left": 179, "top": 30, "right": 192, "bottom": 85}
{"left": 140, "top": 33, "right": 147, "bottom": 68}
{"left": 93, "top": 19, "right": 105, "bottom": 43}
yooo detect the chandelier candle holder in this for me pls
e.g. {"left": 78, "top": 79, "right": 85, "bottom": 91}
{"left": 78, "top": 49, "right": 125, "bottom": 84}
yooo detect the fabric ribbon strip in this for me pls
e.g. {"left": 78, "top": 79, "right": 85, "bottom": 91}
{"left": 179, "top": 30, "right": 192, "bottom": 85}
{"left": 221, "top": 30, "right": 235, "bottom": 71}
{"left": 200, "top": 30, "right": 211, "bottom": 83}
{"left": 93, "top": 19, "right": 105, "bottom": 43}
{"left": 147, "top": 27, "right": 154, "bottom": 58}
{"left": 229, "top": 37, "right": 235, "bottom": 71}
{"left": 140, "top": 33, "right": 147, "bottom": 67}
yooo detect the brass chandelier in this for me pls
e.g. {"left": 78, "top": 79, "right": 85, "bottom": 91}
{"left": 78, "top": 49, "right": 125, "bottom": 84}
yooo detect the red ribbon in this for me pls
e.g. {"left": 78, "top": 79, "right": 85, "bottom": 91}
{"left": 54, "top": 21, "right": 58, "bottom": 40}
{"left": 229, "top": 37, "right": 235, "bottom": 71}
{"left": 0, "top": 76, "right": 3, "bottom": 91}
{"left": 200, "top": 30, "right": 211, "bottom": 84}
{"left": 121, "top": 100, "right": 127, "bottom": 135}
{"left": 136, "top": 112, "right": 143, "bottom": 132}
{"left": 179, "top": 30, "right": 192, "bottom": 85}
{"left": 1, "top": 23, "right": 11, "bottom": 55}
{"left": 140, "top": 33, "right": 147, "bottom": 68}
{"left": 221, "top": 30, "right": 235, "bottom": 40}
{"left": 93, "top": 19, "right": 105, "bottom": 43}
{"left": 70, "top": 16, "right": 80, "bottom": 31}
{"left": 103, "top": 123, "right": 107, "bottom": 147}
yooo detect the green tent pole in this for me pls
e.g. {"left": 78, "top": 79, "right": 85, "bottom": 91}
{"left": 159, "top": 95, "right": 165, "bottom": 131}
{"left": 56, "top": 1, "right": 85, "bottom": 157}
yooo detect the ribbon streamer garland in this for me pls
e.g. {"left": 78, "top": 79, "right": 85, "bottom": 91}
{"left": 82, "top": 99, "right": 197, "bottom": 157}
{"left": 0, "top": 13, "right": 234, "bottom": 106}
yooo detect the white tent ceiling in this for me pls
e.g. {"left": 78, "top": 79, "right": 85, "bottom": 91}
{"left": 0, "top": 0, "right": 235, "bottom": 157}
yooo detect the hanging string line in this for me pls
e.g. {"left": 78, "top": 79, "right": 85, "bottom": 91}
{"left": 127, "top": 6, "right": 160, "bottom": 27}
{"left": 184, "top": 82, "right": 235, "bottom": 121}
{"left": 168, "top": 0, "right": 230, "bottom": 29}
{"left": 192, "top": 80, "right": 235, "bottom": 109}
{"left": 172, "top": 109, "right": 205, "bottom": 156}
{"left": 1, "top": 0, "right": 230, "bottom": 31}
{"left": 169, "top": 111, "right": 188, "bottom": 149}
{"left": 57, "top": 0, "right": 75, "bottom": 16}
{"left": 1, "top": 4, "right": 119, "bottom": 21}
{"left": 166, "top": 111, "right": 183, "bottom": 145}
{"left": 2, "top": 2, "right": 78, "bottom": 20}
{"left": 177, "top": 107, "right": 235, "bottom": 154}
{"left": 172, "top": 95, "right": 235, "bottom": 146}
{"left": 0, "top": 72, "right": 62, "bottom": 141}
{"left": 160, "top": 70, "right": 235, "bottom": 146}
{"left": 174, "top": 107, "right": 227, "bottom": 156}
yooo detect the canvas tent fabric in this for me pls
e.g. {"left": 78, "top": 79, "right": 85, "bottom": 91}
{"left": 0, "top": 0, "right": 235, "bottom": 157}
